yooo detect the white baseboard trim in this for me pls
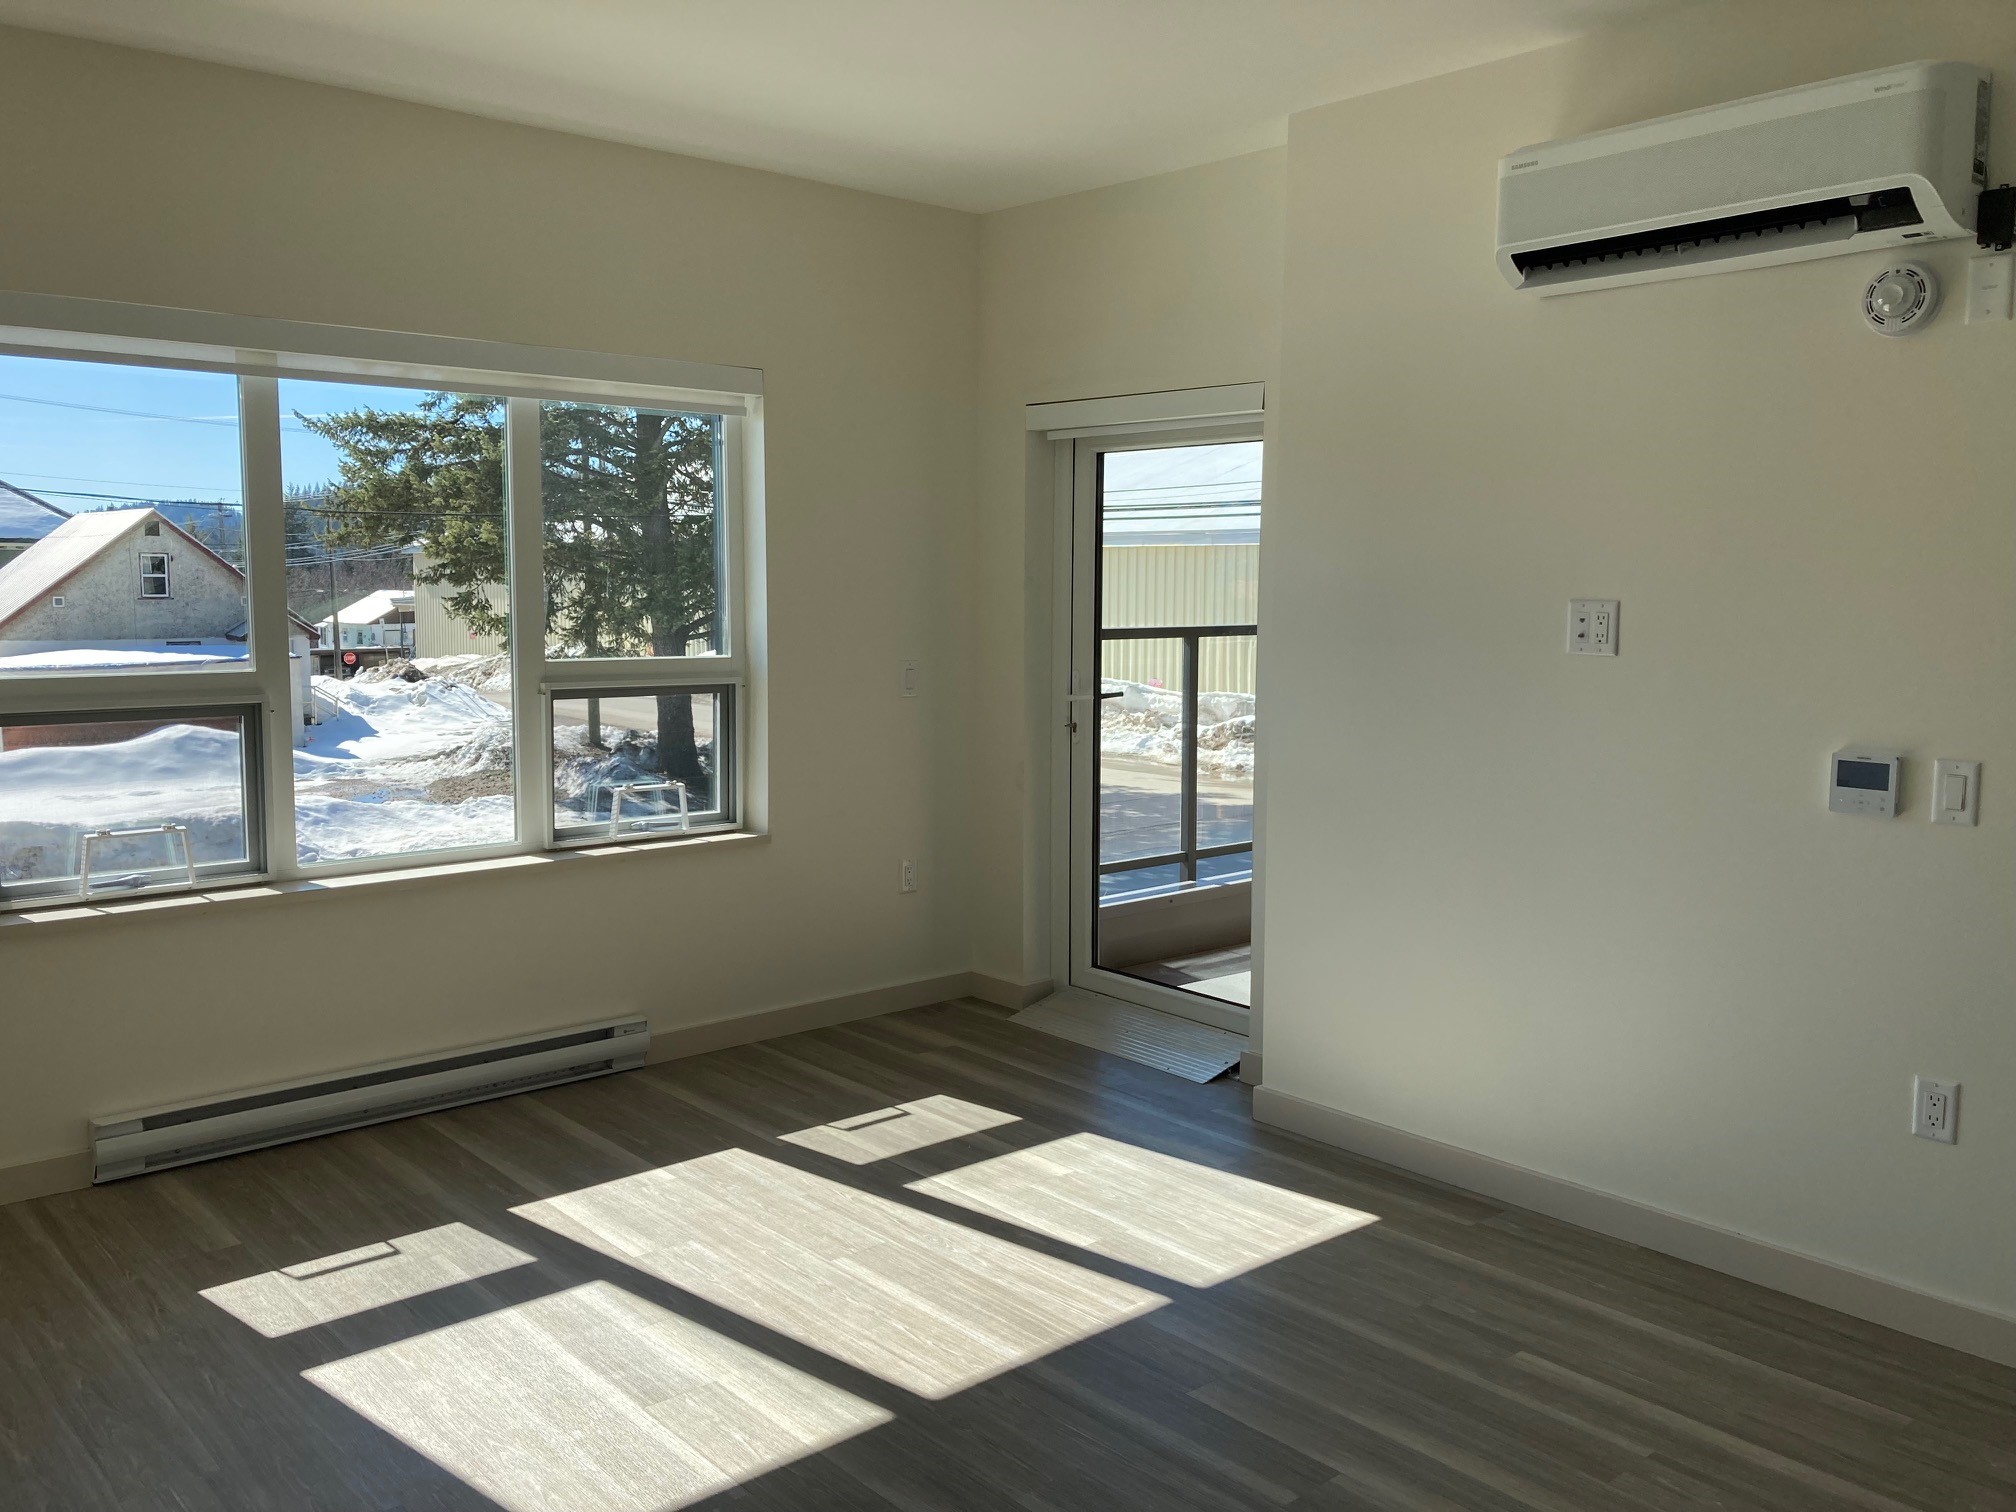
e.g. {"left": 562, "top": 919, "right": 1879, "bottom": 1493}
{"left": 1239, "top": 1050, "right": 1262, "bottom": 1085}
{"left": 642, "top": 972, "right": 975, "bottom": 1065}
{"left": 0, "top": 971, "right": 977, "bottom": 1211}
{"left": 0, "top": 1151, "right": 92, "bottom": 1208}
{"left": 966, "top": 974, "right": 1055, "bottom": 1009}
{"left": 1252, "top": 1085, "right": 2016, "bottom": 1370}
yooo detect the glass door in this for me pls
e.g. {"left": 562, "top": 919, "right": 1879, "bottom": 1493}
{"left": 1067, "top": 428, "right": 1260, "bottom": 1029}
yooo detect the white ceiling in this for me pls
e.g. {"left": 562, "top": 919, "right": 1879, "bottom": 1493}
{"left": 0, "top": 0, "right": 1678, "bottom": 211}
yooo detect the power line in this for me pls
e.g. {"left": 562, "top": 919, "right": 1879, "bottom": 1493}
{"left": 0, "top": 391, "right": 238, "bottom": 426}
{"left": 0, "top": 469, "right": 245, "bottom": 496}
{"left": 35, "top": 487, "right": 240, "bottom": 506}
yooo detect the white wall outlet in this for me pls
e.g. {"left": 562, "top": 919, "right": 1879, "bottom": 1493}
{"left": 900, "top": 660, "right": 921, "bottom": 697}
{"left": 1912, "top": 1075, "right": 1959, "bottom": 1144}
{"left": 1567, "top": 599, "right": 1619, "bottom": 656}
{"left": 899, "top": 859, "right": 918, "bottom": 893}
{"left": 1967, "top": 252, "right": 2014, "bottom": 324}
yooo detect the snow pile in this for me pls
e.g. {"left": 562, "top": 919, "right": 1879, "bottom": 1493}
{"left": 1098, "top": 679, "right": 1254, "bottom": 779}
{"left": 406, "top": 653, "right": 513, "bottom": 692}
{"left": 0, "top": 723, "right": 248, "bottom": 884}
{"left": 294, "top": 674, "right": 514, "bottom": 863}
{"left": 550, "top": 721, "right": 715, "bottom": 828}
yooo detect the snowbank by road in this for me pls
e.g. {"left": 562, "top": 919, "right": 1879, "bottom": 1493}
{"left": 1099, "top": 679, "right": 1254, "bottom": 779}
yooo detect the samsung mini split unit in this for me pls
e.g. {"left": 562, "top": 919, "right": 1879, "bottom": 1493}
{"left": 1497, "top": 62, "right": 1992, "bottom": 295}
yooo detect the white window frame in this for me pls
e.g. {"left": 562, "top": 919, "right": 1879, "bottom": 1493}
{"left": 138, "top": 551, "right": 171, "bottom": 598}
{"left": 0, "top": 292, "right": 765, "bottom": 909}
{"left": 547, "top": 682, "right": 738, "bottom": 846}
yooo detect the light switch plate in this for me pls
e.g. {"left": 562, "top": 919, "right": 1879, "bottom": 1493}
{"left": 1967, "top": 252, "right": 2014, "bottom": 324}
{"left": 1932, "top": 758, "right": 1979, "bottom": 825}
{"left": 1567, "top": 600, "right": 1619, "bottom": 656}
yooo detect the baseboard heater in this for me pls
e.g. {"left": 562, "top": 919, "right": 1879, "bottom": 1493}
{"left": 89, "top": 1017, "right": 650, "bottom": 1183}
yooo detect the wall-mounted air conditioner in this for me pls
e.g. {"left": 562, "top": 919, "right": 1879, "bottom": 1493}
{"left": 1498, "top": 62, "right": 1991, "bottom": 295}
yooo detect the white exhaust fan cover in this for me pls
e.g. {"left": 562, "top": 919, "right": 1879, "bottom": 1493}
{"left": 1498, "top": 61, "right": 1991, "bottom": 295}
{"left": 90, "top": 1017, "right": 649, "bottom": 1182}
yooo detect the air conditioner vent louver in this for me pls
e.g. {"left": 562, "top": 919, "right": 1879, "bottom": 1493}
{"left": 90, "top": 1017, "right": 649, "bottom": 1182}
{"left": 1498, "top": 62, "right": 1990, "bottom": 295}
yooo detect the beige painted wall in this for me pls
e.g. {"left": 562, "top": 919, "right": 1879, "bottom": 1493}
{"left": 0, "top": 27, "right": 977, "bottom": 1170}
{"left": 1265, "top": 0, "right": 2016, "bottom": 1320}
{"left": 971, "top": 150, "right": 1286, "bottom": 986}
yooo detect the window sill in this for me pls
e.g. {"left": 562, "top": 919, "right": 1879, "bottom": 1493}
{"left": 0, "top": 829, "right": 767, "bottom": 933}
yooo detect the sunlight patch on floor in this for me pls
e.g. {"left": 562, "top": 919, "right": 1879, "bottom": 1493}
{"left": 907, "top": 1132, "right": 1377, "bottom": 1286}
{"left": 776, "top": 1094, "right": 1019, "bottom": 1165}
{"left": 200, "top": 1222, "right": 536, "bottom": 1337}
{"left": 303, "top": 1280, "right": 890, "bottom": 1512}
{"left": 511, "top": 1148, "right": 1166, "bottom": 1398}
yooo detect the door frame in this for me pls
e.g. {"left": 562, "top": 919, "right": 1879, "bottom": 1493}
{"left": 1047, "top": 417, "right": 1262, "bottom": 1033}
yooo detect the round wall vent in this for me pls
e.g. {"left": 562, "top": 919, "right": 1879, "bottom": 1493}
{"left": 1863, "top": 263, "right": 1940, "bottom": 336}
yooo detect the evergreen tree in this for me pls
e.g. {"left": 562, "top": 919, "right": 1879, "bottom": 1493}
{"left": 300, "top": 394, "right": 719, "bottom": 783}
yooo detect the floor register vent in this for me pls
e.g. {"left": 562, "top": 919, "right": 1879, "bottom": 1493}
{"left": 89, "top": 1017, "right": 650, "bottom": 1182}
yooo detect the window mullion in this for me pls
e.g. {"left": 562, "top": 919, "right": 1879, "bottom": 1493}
{"left": 237, "top": 375, "right": 297, "bottom": 880}
{"left": 504, "top": 397, "right": 550, "bottom": 853}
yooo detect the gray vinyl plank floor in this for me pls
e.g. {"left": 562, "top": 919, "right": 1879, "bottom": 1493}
{"left": 2, "top": 997, "right": 2012, "bottom": 1512}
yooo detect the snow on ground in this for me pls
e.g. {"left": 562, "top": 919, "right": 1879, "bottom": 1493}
{"left": 0, "top": 723, "right": 249, "bottom": 884}
{"left": 368, "top": 653, "right": 513, "bottom": 693}
{"left": 0, "top": 643, "right": 248, "bottom": 672}
{"left": 1099, "top": 678, "right": 1254, "bottom": 779}
{"left": 1, "top": 660, "right": 719, "bottom": 889}
{"left": 551, "top": 721, "right": 697, "bottom": 829}
{"left": 294, "top": 674, "right": 515, "bottom": 863}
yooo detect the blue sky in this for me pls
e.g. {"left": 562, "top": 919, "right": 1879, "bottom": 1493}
{"left": 0, "top": 355, "right": 450, "bottom": 512}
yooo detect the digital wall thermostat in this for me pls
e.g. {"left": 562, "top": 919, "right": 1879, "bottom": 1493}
{"left": 1829, "top": 748, "right": 1901, "bottom": 816}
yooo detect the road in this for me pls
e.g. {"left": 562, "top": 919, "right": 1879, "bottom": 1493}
{"left": 481, "top": 689, "right": 716, "bottom": 744}
{"left": 1099, "top": 754, "right": 1251, "bottom": 865}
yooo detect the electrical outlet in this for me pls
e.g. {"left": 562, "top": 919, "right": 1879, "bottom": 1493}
{"left": 1912, "top": 1075, "right": 1959, "bottom": 1144}
{"left": 900, "top": 660, "right": 921, "bottom": 697}
{"left": 1567, "top": 599, "right": 1619, "bottom": 656}
{"left": 899, "top": 859, "right": 918, "bottom": 894}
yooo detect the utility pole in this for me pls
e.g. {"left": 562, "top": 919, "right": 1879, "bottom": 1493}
{"left": 328, "top": 547, "right": 342, "bottom": 674}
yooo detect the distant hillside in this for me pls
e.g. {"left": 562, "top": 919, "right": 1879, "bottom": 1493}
{"left": 153, "top": 501, "right": 243, "bottom": 560}
{"left": 73, "top": 499, "right": 244, "bottom": 561}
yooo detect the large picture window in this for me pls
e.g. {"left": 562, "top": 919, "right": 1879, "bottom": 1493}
{"left": 0, "top": 298, "right": 761, "bottom": 908}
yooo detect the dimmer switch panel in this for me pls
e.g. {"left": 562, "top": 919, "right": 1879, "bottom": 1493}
{"left": 1829, "top": 748, "right": 1901, "bottom": 816}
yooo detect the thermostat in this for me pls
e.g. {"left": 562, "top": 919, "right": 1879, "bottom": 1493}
{"left": 1829, "top": 748, "right": 1901, "bottom": 816}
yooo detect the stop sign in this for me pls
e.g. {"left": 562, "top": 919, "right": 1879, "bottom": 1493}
{"left": 341, "top": 650, "right": 359, "bottom": 669}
